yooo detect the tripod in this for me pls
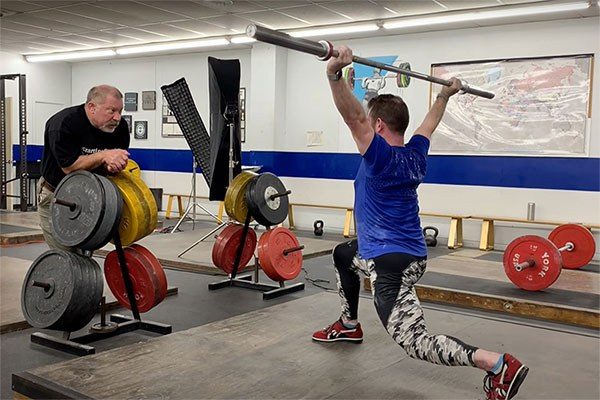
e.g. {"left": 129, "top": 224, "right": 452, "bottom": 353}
{"left": 178, "top": 104, "right": 238, "bottom": 257}
{"left": 170, "top": 158, "right": 223, "bottom": 234}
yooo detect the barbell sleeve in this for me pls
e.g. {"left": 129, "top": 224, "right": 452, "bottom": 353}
{"left": 269, "top": 189, "right": 292, "bottom": 201}
{"left": 558, "top": 242, "right": 574, "bottom": 252}
{"left": 515, "top": 259, "right": 535, "bottom": 272}
{"left": 53, "top": 197, "right": 77, "bottom": 210}
{"left": 246, "top": 24, "right": 495, "bottom": 100}
{"left": 31, "top": 280, "right": 52, "bottom": 290}
{"left": 283, "top": 245, "right": 305, "bottom": 256}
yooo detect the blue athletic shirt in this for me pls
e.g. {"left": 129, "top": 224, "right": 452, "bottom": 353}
{"left": 354, "top": 133, "right": 430, "bottom": 259}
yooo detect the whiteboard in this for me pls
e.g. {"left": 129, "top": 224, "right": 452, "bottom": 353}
{"left": 429, "top": 54, "right": 593, "bottom": 156}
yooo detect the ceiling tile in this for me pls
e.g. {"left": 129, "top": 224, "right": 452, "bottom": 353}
{"left": 374, "top": 1, "right": 445, "bottom": 16}
{"left": 276, "top": 4, "right": 349, "bottom": 25}
{"left": 136, "top": 23, "right": 203, "bottom": 39}
{"left": 27, "top": 1, "right": 90, "bottom": 8}
{"left": 95, "top": 1, "right": 187, "bottom": 23}
{"left": 234, "top": 11, "right": 308, "bottom": 30}
{"left": 31, "top": 9, "right": 122, "bottom": 31}
{"left": 107, "top": 27, "right": 171, "bottom": 41}
{"left": 135, "top": 1, "right": 223, "bottom": 19}
{"left": 435, "top": 1, "right": 500, "bottom": 10}
{"left": 168, "top": 19, "right": 226, "bottom": 35}
{"left": 1, "top": 27, "right": 41, "bottom": 42}
{"left": 192, "top": 0, "right": 268, "bottom": 14}
{"left": 1, "top": 20, "right": 64, "bottom": 37}
{"left": 318, "top": 1, "right": 400, "bottom": 20}
{"left": 60, "top": 4, "right": 150, "bottom": 26}
{"left": 250, "top": 1, "right": 314, "bottom": 9}
{"left": 7, "top": 13, "right": 93, "bottom": 34}
{"left": 198, "top": 14, "right": 257, "bottom": 32}
{"left": 0, "top": 1, "right": 47, "bottom": 13}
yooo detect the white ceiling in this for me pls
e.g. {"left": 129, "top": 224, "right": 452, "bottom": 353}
{"left": 0, "top": 0, "right": 597, "bottom": 55}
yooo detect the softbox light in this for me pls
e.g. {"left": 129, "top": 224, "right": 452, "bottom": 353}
{"left": 160, "top": 78, "right": 212, "bottom": 187}
{"left": 208, "top": 56, "right": 241, "bottom": 201}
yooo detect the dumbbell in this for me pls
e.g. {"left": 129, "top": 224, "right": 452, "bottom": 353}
{"left": 503, "top": 224, "right": 596, "bottom": 291}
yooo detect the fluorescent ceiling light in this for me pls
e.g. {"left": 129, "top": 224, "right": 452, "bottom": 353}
{"left": 26, "top": 49, "right": 116, "bottom": 63}
{"left": 289, "top": 23, "right": 379, "bottom": 38}
{"left": 116, "top": 38, "right": 230, "bottom": 55}
{"left": 231, "top": 36, "right": 256, "bottom": 44}
{"left": 383, "top": 1, "right": 590, "bottom": 29}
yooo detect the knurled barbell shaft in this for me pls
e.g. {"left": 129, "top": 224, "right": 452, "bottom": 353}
{"left": 269, "top": 189, "right": 292, "bottom": 201}
{"left": 283, "top": 245, "right": 305, "bottom": 256}
{"left": 31, "top": 280, "right": 51, "bottom": 290}
{"left": 53, "top": 197, "right": 77, "bottom": 209}
{"left": 246, "top": 24, "right": 495, "bottom": 99}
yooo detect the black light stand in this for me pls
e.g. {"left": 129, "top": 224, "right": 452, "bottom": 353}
{"left": 29, "top": 232, "right": 172, "bottom": 356}
{"left": 178, "top": 102, "right": 239, "bottom": 257}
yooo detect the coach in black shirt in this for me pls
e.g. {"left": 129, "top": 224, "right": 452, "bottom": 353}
{"left": 38, "top": 85, "right": 130, "bottom": 251}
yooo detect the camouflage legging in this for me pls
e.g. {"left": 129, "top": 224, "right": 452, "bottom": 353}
{"left": 332, "top": 239, "right": 477, "bottom": 367}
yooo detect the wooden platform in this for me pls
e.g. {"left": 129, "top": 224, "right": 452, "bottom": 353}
{"left": 0, "top": 255, "right": 178, "bottom": 333}
{"left": 12, "top": 292, "right": 600, "bottom": 400}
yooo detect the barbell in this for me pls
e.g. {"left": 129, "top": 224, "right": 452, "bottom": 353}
{"left": 246, "top": 24, "right": 495, "bottom": 99}
{"left": 503, "top": 224, "right": 596, "bottom": 291}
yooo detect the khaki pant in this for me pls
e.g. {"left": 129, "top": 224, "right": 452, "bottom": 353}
{"left": 37, "top": 178, "right": 75, "bottom": 253}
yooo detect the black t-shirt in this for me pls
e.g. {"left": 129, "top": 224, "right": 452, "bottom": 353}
{"left": 41, "top": 104, "right": 130, "bottom": 187}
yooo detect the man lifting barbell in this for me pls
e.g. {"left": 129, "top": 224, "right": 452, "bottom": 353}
{"left": 312, "top": 45, "right": 528, "bottom": 400}
{"left": 38, "top": 85, "right": 130, "bottom": 251}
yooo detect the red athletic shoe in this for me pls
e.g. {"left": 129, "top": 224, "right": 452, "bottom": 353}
{"left": 312, "top": 319, "right": 363, "bottom": 343}
{"left": 483, "top": 354, "right": 529, "bottom": 400}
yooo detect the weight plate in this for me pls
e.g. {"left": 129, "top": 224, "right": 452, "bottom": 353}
{"left": 343, "top": 67, "right": 355, "bottom": 90}
{"left": 21, "top": 251, "right": 102, "bottom": 331}
{"left": 104, "top": 247, "right": 160, "bottom": 313}
{"left": 212, "top": 223, "right": 257, "bottom": 274}
{"left": 51, "top": 171, "right": 106, "bottom": 248}
{"left": 84, "top": 176, "right": 123, "bottom": 251}
{"left": 130, "top": 173, "right": 158, "bottom": 237}
{"left": 548, "top": 224, "right": 596, "bottom": 269}
{"left": 503, "top": 235, "right": 562, "bottom": 291}
{"left": 396, "top": 62, "right": 411, "bottom": 88}
{"left": 225, "top": 171, "right": 258, "bottom": 223}
{"left": 258, "top": 227, "right": 303, "bottom": 282}
{"left": 246, "top": 173, "right": 289, "bottom": 226}
{"left": 130, "top": 244, "right": 168, "bottom": 305}
{"left": 125, "top": 159, "right": 141, "bottom": 178}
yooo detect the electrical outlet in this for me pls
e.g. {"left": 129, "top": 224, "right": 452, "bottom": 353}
{"left": 307, "top": 131, "right": 323, "bottom": 147}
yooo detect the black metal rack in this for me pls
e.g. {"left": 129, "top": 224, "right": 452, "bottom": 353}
{"left": 208, "top": 213, "right": 305, "bottom": 300}
{"left": 30, "top": 233, "right": 172, "bottom": 356}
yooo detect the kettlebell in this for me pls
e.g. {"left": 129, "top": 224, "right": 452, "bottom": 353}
{"left": 313, "top": 220, "right": 324, "bottom": 237}
{"left": 423, "top": 226, "right": 439, "bottom": 247}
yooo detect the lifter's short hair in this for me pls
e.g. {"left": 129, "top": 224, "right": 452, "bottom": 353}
{"left": 367, "top": 94, "right": 409, "bottom": 135}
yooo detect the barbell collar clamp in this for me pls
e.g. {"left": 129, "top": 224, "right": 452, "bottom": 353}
{"left": 283, "top": 245, "right": 305, "bottom": 256}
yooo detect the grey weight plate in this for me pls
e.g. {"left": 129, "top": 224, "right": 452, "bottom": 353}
{"left": 21, "top": 251, "right": 77, "bottom": 329}
{"left": 84, "top": 175, "right": 123, "bottom": 250}
{"left": 51, "top": 171, "right": 106, "bottom": 248}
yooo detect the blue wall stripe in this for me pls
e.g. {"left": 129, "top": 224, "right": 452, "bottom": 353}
{"left": 14, "top": 145, "right": 599, "bottom": 191}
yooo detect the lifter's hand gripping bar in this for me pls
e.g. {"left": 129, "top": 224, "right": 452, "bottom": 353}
{"left": 246, "top": 24, "right": 495, "bottom": 100}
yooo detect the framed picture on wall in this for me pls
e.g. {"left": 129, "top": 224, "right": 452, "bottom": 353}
{"left": 239, "top": 87, "right": 246, "bottom": 143}
{"left": 134, "top": 121, "right": 148, "bottom": 140}
{"left": 122, "top": 115, "right": 132, "bottom": 133}
{"left": 161, "top": 94, "right": 184, "bottom": 137}
{"left": 124, "top": 92, "right": 138, "bottom": 112}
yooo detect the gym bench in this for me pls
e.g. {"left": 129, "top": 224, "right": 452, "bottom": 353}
{"left": 469, "top": 215, "right": 600, "bottom": 251}
{"left": 164, "top": 193, "right": 224, "bottom": 221}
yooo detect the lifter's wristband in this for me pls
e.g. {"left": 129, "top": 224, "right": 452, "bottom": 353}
{"left": 327, "top": 70, "right": 343, "bottom": 81}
